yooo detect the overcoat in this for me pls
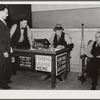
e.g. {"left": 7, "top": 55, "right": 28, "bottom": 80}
{"left": 0, "top": 20, "right": 11, "bottom": 87}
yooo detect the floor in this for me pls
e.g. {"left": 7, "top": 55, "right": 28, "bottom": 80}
{"left": 3, "top": 70, "right": 100, "bottom": 90}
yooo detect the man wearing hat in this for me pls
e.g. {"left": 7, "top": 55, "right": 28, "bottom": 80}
{"left": 50, "top": 24, "right": 73, "bottom": 50}
{"left": 45, "top": 24, "right": 74, "bottom": 81}
{"left": 0, "top": 5, "right": 12, "bottom": 89}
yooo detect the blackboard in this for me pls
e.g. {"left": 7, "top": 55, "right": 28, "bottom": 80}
{"left": 32, "top": 7, "right": 100, "bottom": 28}
{"left": 7, "top": 5, "right": 32, "bottom": 28}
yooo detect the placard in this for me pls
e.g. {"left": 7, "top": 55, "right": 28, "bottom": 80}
{"left": 19, "top": 56, "right": 31, "bottom": 68}
{"left": 56, "top": 52, "right": 67, "bottom": 75}
{"left": 35, "top": 55, "right": 51, "bottom": 72}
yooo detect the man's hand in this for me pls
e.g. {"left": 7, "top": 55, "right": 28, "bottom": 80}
{"left": 10, "top": 47, "right": 13, "bottom": 53}
{"left": 3, "top": 52, "right": 9, "bottom": 58}
{"left": 96, "top": 55, "right": 100, "bottom": 58}
{"left": 57, "top": 45, "right": 64, "bottom": 49}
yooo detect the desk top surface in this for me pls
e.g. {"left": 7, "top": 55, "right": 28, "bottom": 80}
{"left": 13, "top": 48, "right": 68, "bottom": 55}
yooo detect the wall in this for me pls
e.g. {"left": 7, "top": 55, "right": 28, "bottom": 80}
{"left": 7, "top": 5, "right": 32, "bottom": 28}
{"left": 31, "top": 4, "right": 100, "bottom": 12}
{"left": 31, "top": 28, "right": 99, "bottom": 72}
{"left": 32, "top": 7, "right": 100, "bottom": 28}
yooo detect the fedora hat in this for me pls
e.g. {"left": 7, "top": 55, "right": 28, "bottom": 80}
{"left": 53, "top": 24, "right": 64, "bottom": 31}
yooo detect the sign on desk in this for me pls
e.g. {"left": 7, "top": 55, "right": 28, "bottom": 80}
{"left": 35, "top": 55, "right": 51, "bottom": 72}
{"left": 19, "top": 56, "right": 31, "bottom": 68}
{"left": 56, "top": 52, "right": 67, "bottom": 75}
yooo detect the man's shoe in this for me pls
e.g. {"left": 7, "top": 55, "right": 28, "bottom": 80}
{"left": 2, "top": 85, "right": 11, "bottom": 89}
{"left": 91, "top": 86, "right": 96, "bottom": 90}
{"left": 44, "top": 75, "right": 50, "bottom": 80}
{"left": 57, "top": 76, "right": 63, "bottom": 81}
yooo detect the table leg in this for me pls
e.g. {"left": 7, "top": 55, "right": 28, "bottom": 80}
{"left": 51, "top": 56, "right": 56, "bottom": 89}
{"left": 64, "top": 54, "right": 68, "bottom": 80}
{"left": 31, "top": 55, "right": 35, "bottom": 71}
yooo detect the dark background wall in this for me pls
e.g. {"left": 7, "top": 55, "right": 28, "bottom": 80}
{"left": 32, "top": 7, "right": 100, "bottom": 28}
{"left": 6, "top": 5, "right": 32, "bottom": 28}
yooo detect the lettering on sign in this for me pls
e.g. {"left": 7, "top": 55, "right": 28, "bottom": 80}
{"left": 56, "top": 52, "right": 67, "bottom": 75}
{"left": 19, "top": 56, "right": 31, "bottom": 68}
{"left": 35, "top": 55, "right": 51, "bottom": 72}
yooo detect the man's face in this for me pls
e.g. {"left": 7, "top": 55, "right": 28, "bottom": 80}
{"left": 1, "top": 8, "right": 8, "bottom": 20}
{"left": 20, "top": 20, "right": 27, "bottom": 28}
{"left": 95, "top": 33, "right": 100, "bottom": 43}
{"left": 55, "top": 30, "right": 62, "bottom": 36}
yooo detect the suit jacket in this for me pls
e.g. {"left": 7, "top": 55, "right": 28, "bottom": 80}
{"left": 0, "top": 20, "right": 10, "bottom": 54}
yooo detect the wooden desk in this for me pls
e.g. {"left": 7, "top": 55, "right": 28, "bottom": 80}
{"left": 11, "top": 48, "right": 70, "bottom": 88}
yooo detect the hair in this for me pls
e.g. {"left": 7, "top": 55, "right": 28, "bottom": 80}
{"left": 0, "top": 5, "right": 8, "bottom": 11}
{"left": 96, "top": 31, "right": 100, "bottom": 34}
{"left": 20, "top": 15, "right": 28, "bottom": 21}
{"left": 95, "top": 31, "right": 100, "bottom": 38}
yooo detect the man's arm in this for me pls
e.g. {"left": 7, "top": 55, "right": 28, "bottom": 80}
{"left": 0, "top": 24, "right": 5, "bottom": 53}
{"left": 0, "top": 23, "right": 9, "bottom": 58}
{"left": 27, "top": 25, "right": 32, "bottom": 43}
{"left": 84, "top": 41, "right": 94, "bottom": 58}
{"left": 65, "top": 33, "right": 74, "bottom": 51}
{"left": 65, "top": 33, "right": 72, "bottom": 44}
{"left": 49, "top": 33, "right": 55, "bottom": 47}
{"left": 10, "top": 24, "right": 17, "bottom": 38}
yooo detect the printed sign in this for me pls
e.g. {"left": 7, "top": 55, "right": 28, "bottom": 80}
{"left": 35, "top": 55, "right": 51, "bottom": 72}
{"left": 56, "top": 52, "right": 67, "bottom": 75}
{"left": 19, "top": 56, "right": 31, "bottom": 68}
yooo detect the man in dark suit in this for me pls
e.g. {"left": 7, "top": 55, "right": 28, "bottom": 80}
{"left": 0, "top": 5, "right": 11, "bottom": 89}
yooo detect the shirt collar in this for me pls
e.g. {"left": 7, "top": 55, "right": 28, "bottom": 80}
{"left": 0, "top": 18, "right": 7, "bottom": 25}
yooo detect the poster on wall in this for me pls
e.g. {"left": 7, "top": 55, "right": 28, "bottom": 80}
{"left": 56, "top": 52, "right": 67, "bottom": 75}
{"left": 35, "top": 55, "right": 51, "bottom": 72}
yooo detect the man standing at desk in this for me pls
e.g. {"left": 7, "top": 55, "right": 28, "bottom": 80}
{"left": 10, "top": 15, "right": 31, "bottom": 49}
{"left": 0, "top": 5, "right": 11, "bottom": 89}
{"left": 10, "top": 15, "right": 32, "bottom": 75}
{"left": 45, "top": 23, "right": 74, "bottom": 81}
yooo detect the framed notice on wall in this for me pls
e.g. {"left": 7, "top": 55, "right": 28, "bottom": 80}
{"left": 56, "top": 52, "right": 67, "bottom": 76}
{"left": 19, "top": 56, "right": 31, "bottom": 68}
{"left": 35, "top": 55, "right": 51, "bottom": 72}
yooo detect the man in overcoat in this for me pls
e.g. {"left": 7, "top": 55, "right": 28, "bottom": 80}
{"left": 0, "top": 5, "right": 11, "bottom": 89}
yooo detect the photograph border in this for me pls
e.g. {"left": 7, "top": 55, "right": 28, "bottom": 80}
{"left": 0, "top": 1, "right": 100, "bottom": 99}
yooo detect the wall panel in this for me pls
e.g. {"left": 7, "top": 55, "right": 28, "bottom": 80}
{"left": 32, "top": 7, "right": 100, "bottom": 28}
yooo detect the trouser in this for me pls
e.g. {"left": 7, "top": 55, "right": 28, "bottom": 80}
{"left": 91, "top": 75, "right": 98, "bottom": 86}
{"left": 86, "top": 58, "right": 100, "bottom": 87}
{"left": 11, "top": 57, "right": 18, "bottom": 74}
{"left": 0, "top": 54, "right": 11, "bottom": 87}
{"left": 91, "top": 68, "right": 99, "bottom": 87}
